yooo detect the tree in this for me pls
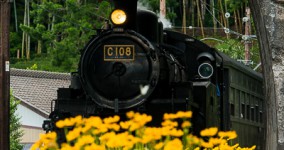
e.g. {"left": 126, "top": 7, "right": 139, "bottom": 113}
{"left": 10, "top": 90, "right": 23, "bottom": 150}
{"left": 20, "top": 0, "right": 112, "bottom": 72}
{"left": 249, "top": 0, "right": 284, "bottom": 149}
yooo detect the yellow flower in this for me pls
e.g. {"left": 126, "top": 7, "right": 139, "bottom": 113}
{"left": 30, "top": 141, "right": 41, "bottom": 150}
{"left": 126, "top": 111, "right": 135, "bottom": 119}
{"left": 164, "top": 138, "right": 183, "bottom": 150}
{"left": 105, "top": 123, "right": 120, "bottom": 131}
{"left": 219, "top": 142, "right": 235, "bottom": 150}
{"left": 200, "top": 127, "right": 218, "bottom": 137}
{"left": 120, "top": 120, "right": 132, "bottom": 129}
{"left": 169, "top": 128, "right": 184, "bottom": 137}
{"left": 176, "top": 111, "right": 192, "bottom": 118}
{"left": 181, "top": 121, "right": 191, "bottom": 128}
{"left": 103, "top": 115, "right": 120, "bottom": 124}
{"left": 100, "top": 131, "right": 116, "bottom": 143}
{"left": 84, "top": 143, "right": 106, "bottom": 150}
{"left": 56, "top": 120, "right": 66, "bottom": 128}
{"left": 250, "top": 145, "right": 257, "bottom": 150}
{"left": 218, "top": 131, "right": 237, "bottom": 140}
{"left": 154, "top": 142, "right": 164, "bottom": 149}
{"left": 66, "top": 127, "right": 82, "bottom": 141}
{"left": 209, "top": 137, "right": 226, "bottom": 145}
{"left": 163, "top": 113, "right": 177, "bottom": 120}
{"left": 74, "top": 135, "right": 95, "bottom": 148}
{"left": 201, "top": 140, "right": 214, "bottom": 148}
{"left": 187, "top": 135, "right": 201, "bottom": 145}
{"left": 85, "top": 116, "right": 103, "bottom": 128}
{"left": 161, "top": 120, "right": 178, "bottom": 127}
{"left": 60, "top": 143, "right": 77, "bottom": 150}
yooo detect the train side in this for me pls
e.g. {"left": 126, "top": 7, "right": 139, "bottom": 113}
{"left": 221, "top": 53, "right": 264, "bottom": 149}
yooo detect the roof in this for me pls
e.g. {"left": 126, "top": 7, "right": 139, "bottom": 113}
{"left": 10, "top": 68, "right": 71, "bottom": 117}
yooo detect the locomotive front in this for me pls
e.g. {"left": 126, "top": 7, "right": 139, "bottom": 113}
{"left": 79, "top": 31, "right": 159, "bottom": 109}
{"left": 79, "top": 1, "right": 159, "bottom": 110}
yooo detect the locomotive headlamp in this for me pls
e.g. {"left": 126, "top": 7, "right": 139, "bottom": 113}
{"left": 111, "top": 9, "right": 127, "bottom": 25}
{"left": 198, "top": 63, "right": 214, "bottom": 79}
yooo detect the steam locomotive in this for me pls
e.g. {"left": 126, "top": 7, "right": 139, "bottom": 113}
{"left": 43, "top": 0, "right": 264, "bottom": 148}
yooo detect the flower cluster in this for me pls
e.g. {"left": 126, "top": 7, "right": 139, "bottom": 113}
{"left": 31, "top": 111, "right": 256, "bottom": 150}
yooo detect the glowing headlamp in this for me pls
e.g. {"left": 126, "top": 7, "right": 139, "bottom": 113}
{"left": 110, "top": 9, "right": 127, "bottom": 25}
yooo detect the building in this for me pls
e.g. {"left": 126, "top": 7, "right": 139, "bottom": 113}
{"left": 10, "top": 68, "right": 70, "bottom": 149}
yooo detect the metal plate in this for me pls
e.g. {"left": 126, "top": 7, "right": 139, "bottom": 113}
{"left": 104, "top": 45, "right": 135, "bottom": 61}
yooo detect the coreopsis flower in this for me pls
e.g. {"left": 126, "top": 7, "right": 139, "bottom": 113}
{"left": 31, "top": 132, "right": 58, "bottom": 150}
{"left": 218, "top": 131, "right": 238, "bottom": 140}
{"left": 56, "top": 116, "right": 82, "bottom": 128}
{"left": 187, "top": 134, "right": 201, "bottom": 145}
{"left": 120, "top": 120, "right": 133, "bottom": 129}
{"left": 164, "top": 138, "right": 183, "bottom": 150}
{"left": 209, "top": 137, "right": 226, "bottom": 145}
{"left": 144, "top": 127, "right": 163, "bottom": 140}
{"left": 169, "top": 128, "right": 184, "bottom": 137}
{"left": 200, "top": 140, "right": 214, "bottom": 149}
{"left": 219, "top": 142, "right": 236, "bottom": 150}
{"left": 100, "top": 131, "right": 116, "bottom": 143}
{"left": 85, "top": 116, "right": 103, "bottom": 128}
{"left": 200, "top": 127, "right": 218, "bottom": 137}
{"left": 154, "top": 142, "right": 164, "bottom": 149}
{"left": 84, "top": 143, "right": 106, "bottom": 150}
{"left": 103, "top": 115, "right": 120, "bottom": 124}
{"left": 66, "top": 127, "right": 82, "bottom": 142}
{"left": 163, "top": 113, "right": 177, "bottom": 120}
{"left": 74, "top": 135, "right": 95, "bottom": 148}
{"left": 161, "top": 120, "right": 178, "bottom": 127}
{"left": 126, "top": 111, "right": 135, "bottom": 119}
{"left": 181, "top": 121, "right": 191, "bottom": 128}
{"left": 60, "top": 143, "right": 76, "bottom": 150}
{"left": 176, "top": 111, "right": 192, "bottom": 118}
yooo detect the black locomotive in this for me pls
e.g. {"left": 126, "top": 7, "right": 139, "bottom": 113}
{"left": 43, "top": 0, "right": 264, "bottom": 148}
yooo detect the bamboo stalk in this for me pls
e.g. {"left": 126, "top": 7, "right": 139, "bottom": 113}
{"left": 196, "top": 0, "right": 204, "bottom": 38}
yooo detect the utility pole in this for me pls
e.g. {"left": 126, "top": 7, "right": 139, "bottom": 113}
{"left": 160, "top": 0, "right": 166, "bottom": 19}
{"left": 244, "top": 7, "right": 251, "bottom": 65}
{"left": 0, "top": 0, "right": 11, "bottom": 150}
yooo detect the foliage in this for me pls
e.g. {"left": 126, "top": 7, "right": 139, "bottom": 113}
{"left": 20, "top": 0, "right": 112, "bottom": 72}
{"left": 214, "top": 38, "right": 260, "bottom": 69}
{"left": 11, "top": 55, "right": 73, "bottom": 72}
{"left": 9, "top": 32, "right": 22, "bottom": 57}
{"left": 10, "top": 90, "right": 23, "bottom": 150}
{"left": 31, "top": 111, "right": 256, "bottom": 150}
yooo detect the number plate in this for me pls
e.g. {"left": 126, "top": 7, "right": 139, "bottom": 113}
{"left": 104, "top": 45, "right": 135, "bottom": 61}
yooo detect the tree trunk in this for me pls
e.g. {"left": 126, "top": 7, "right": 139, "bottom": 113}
{"left": 218, "top": 0, "right": 226, "bottom": 28}
{"left": 249, "top": 0, "right": 284, "bottom": 149}
{"left": 13, "top": 0, "right": 18, "bottom": 32}
{"left": 233, "top": 10, "right": 239, "bottom": 33}
{"left": 26, "top": 0, "right": 30, "bottom": 60}
{"left": 196, "top": 0, "right": 204, "bottom": 38}
{"left": 237, "top": 9, "right": 242, "bottom": 34}
{"left": 21, "top": 0, "right": 27, "bottom": 59}
{"left": 182, "top": 0, "right": 186, "bottom": 34}
{"left": 37, "top": 40, "right": 42, "bottom": 55}
{"left": 211, "top": 0, "right": 217, "bottom": 35}
{"left": 191, "top": 0, "right": 195, "bottom": 36}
